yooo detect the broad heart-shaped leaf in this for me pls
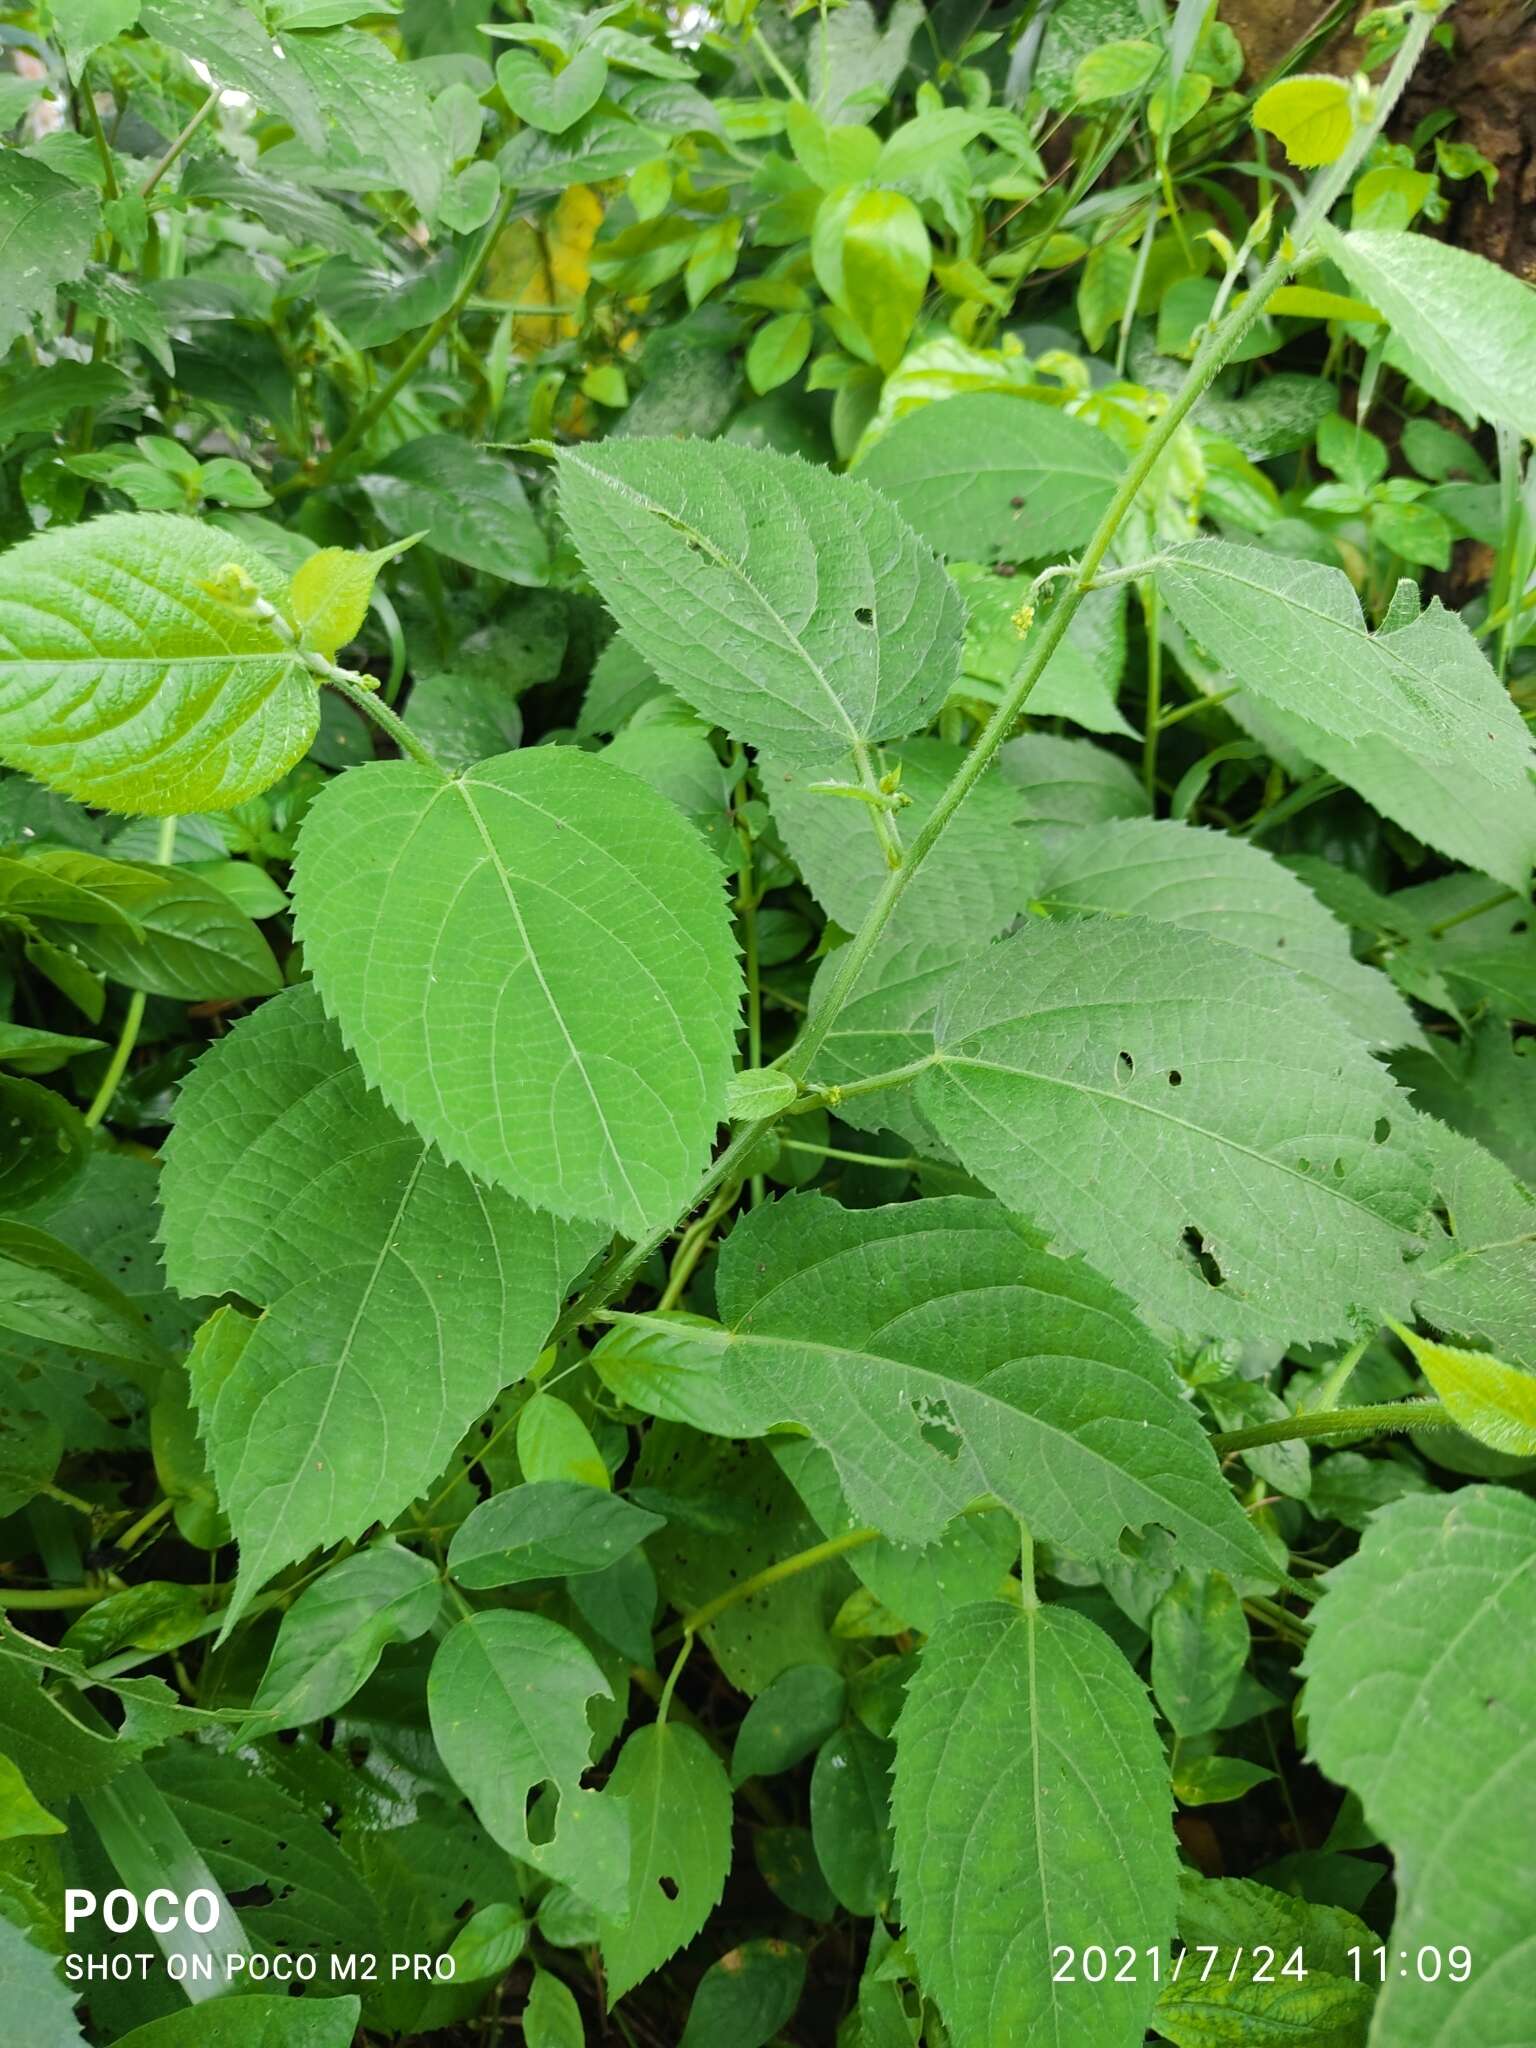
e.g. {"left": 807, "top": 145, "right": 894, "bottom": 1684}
{"left": 1302, "top": 1488, "right": 1536, "bottom": 2048}
{"left": 598, "top": 1720, "right": 733, "bottom": 2003}
{"left": 1155, "top": 539, "right": 1536, "bottom": 891}
{"left": 596, "top": 1195, "right": 1274, "bottom": 1581}
{"left": 557, "top": 438, "right": 963, "bottom": 764}
{"left": 856, "top": 393, "right": 1124, "bottom": 562}
{"left": 251, "top": 1542, "right": 443, "bottom": 1731}
{"left": 1036, "top": 818, "right": 1420, "bottom": 1052}
{"left": 291, "top": 748, "right": 741, "bottom": 1235}
{"left": 0, "top": 152, "right": 99, "bottom": 357}
{"left": 427, "top": 1610, "right": 629, "bottom": 1919}
{"left": 892, "top": 1601, "right": 1175, "bottom": 2048}
{"left": 917, "top": 916, "right": 1433, "bottom": 1345}
{"left": 1316, "top": 223, "right": 1536, "bottom": 441}
{"left": 160, "top": 984, "right": 602, "bottom": 1623}
{"left": 0, "top": 514, "right": 318, "bottom": 817}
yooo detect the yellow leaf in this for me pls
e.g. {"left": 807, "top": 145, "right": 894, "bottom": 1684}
{"left": 1253, "top": 74, "right": 1354, "bottom": 169}
{"left": 487, "top": 184, "right": 603, "bottom": 355}
{"left": 1392, "top": 1323, "right": 1536, "bottom": 1458}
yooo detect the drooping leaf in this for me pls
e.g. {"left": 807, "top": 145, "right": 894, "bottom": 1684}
{"left": 597, "top": 1720, "right": 733, "bottom": 2002}
{"left": 428, "top": 1609, "right": 629, "bottom": 1919}
{"left": 557, "top": 439, "right": 963, "bottom": 764}
{"left": 291, "top": 748, "right": 740, "bottom": 1234}
{"left": 1154, "top": 539, "right": 1536, "bottom": 890}
{"left": 892, "top": 1600, "right": 1175, "bottom": 2048}
{"left": 1316, "top": 223, "right": 1536, "bottom": 440}
{"left": 141, "top": 0, "right": 325, "bottom": 145}
{"left": 0, "top": 153, "right": 99, "bottom": 354}
{"left": 448, "top": 1480, "right": 664, "bottom": 1587}
{"left": 108, "top": 1997, "right": 362, "bottom": 2048}
{"left": 359, "top": 436, "right": 548, "bottom": 585}
{"left": 810, "top": 1724, "right": 894, "bottom": 1915}
{"left": 596, "top": 1194, "right": 1274, "bottom": 1579}
{"left": 251, "top": 1542, "right": 443, "bottom": 1730}
{"left": 281, "top": 22, "right": 446, "bottom": 215}
{"left": 916, "top": 916, "right": 1432, "bottom": 1342}
{"left": 1035, "top": 818, "right": 1421, "bottom": 1051}
{"left": 160, "top": 984, "right": 602, "bottom": 1620}
{"left": 1302, "top": 1488, "right": 1536, "bottom": 2047}
{"left": 0, "top": 515, "right": 318, "bottom": 816}
{"left": 856, "top": 393, "right": 1123, "bottom": 561}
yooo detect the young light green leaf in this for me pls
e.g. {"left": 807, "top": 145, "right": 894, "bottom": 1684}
{"left": 1155, "top": 538, "right": 1536, "bottom": 890}
{"left": 726, "top": 1068, "right": 800, "bottom": 1119}
{"left": 918, "top": 916, "right": 1430, "bottom": 1343}
{"left": 1303, "top": 1488, "right": 1536, "bottom": 2048}
{"left": 428, "top": 1610, "right": 629, "bottom": 1919}
{"left": 1316, "top": 224, "right": 1536, "bottom": 441}
{"left": 856, "top": 394, "right": 1123, "bottom": 561}
{"left": 596, "top": 1195, "right": 1274, "bottom": 1580}
{"left": 291, "top": 749, "right": 741, "bottom": 1235}
{"left": 288, "top": 539, "right": 416, "bottom": 662}
{"left": 1391, "top": 1324, "right": 1536, "bottom": 1457}
{"left": 1074, "top": 38, "right": 1161, "bottom": 103}
{"left": 0, "top": 1753, "right": 65, "bottom": 1841}
{"left": 816, "top": 188, "right": 929, "bottom": 373}
{"left": 1150, "top": 1571, "right": 1249, "bottom": 1737}
{"left": 251, "top": 1542, "right": 443, "bottom": 1730}
{"left": 1035, "top": 818, "right": 1421, "bottom": 1051}
{"left": 160, "top": 984, "right": 602, "bottom": 1622}
{"left": 519, "top": 1390, "right": 611, "bottom": 1489}
{"left": 1252, "top": 75, "right": 1354, "bottom": 167}
{"left": 448, "top": 1480, "right": 664, "bottom": 1588}
{"left": 557, "top": 439, "right": 963, "bottom": 764}
{"left": 893, "top": 1601, "right": 1175, "bottom": 2048}
{"left": 0, "top": 153, "right": 100, "bottom": 354}
{"left": 0, "top": 515, "right": 318, "bottom": 816}
{"left": 359, "top": 436, "right": 548, "bottom": 585}
{"left": 597, "top": 1720, "right": 733, "bottom": 2002}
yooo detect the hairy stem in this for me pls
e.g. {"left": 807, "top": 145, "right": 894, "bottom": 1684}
{"left": 1211, "top": 1399, "right": 1454, "bottom": 1456}
{"left": 325, "top": 668, "right": 446, "bottom": 775}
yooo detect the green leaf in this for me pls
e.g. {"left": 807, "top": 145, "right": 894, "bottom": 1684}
{"left": 359, "top": 435, "right": 548, "bottom": 584}
{"left": 0, "top": 1754, "right": 64, "bottom": 1840}
{"left": 732, "top": 1666, "right": 847, "bottom": 1786}
{"left": 1316, "top": 223, "right": 1536, "bottom": 441}
{"left": 1073, "top": 37, "right": 1161, "bottom": 103}
{"left": 108, "top": 1997, "right": 362, "bottom": 2048}
{"left": 288, "top": 540, "right": 413, "bottom": 661}
{"left": 0, "top": 1917, "right": 83, "bottom": 2047}
{"left": 1392, "top": 1324, "right": 1536, "bottom": 1457}
{"left": 519, "top": 1390, "right": 611, "bottom": 1489}
{"left": 291, "top": 749, "right": 741, "bottom": 1235}
{"left": 160, "top": 984, "right": 602, "bottom": 1620}
{"left": 498, "top": 45, "right": 608, "bottom": 134}
{"left": 448, "top": 1480, "right": 664, "bottom": 1587}
{"left": 1413, "top": 1126, "right": 1536, "bottom": 1370}
{"left": 403, "top": 671, "right": 522, "bottom": 772}
{"left": 1155, "top": 539, "right": 1536, "bottom": 891}
{"left": 49, "top": 0, "right": 143, "bottom": 78}
{"left": 0, "top": 515, "right": 318, "bottom": 817}
{"left": 2, "top": 850, "right": 281, "bottom": 1001}
{"left": 0, "top": 1082, "right": 90, "bottom": 1212}
{"left": 281, "top": 22, "right": 445, "bottom": 215}
{"left": 747, "top": 311, "right": 814, "bottom": 395}
{"left": 1252, "top": 75, "right": 1355, "bottom": 167}
{"left": 1151, "top": 1570, "right": 1249, "bottom": 1737}
{"left": 141, "top": 1, "right": 324, "bottom": 140}
{"left": 0, "top": 152, "right": 99, "bottom": 355}
{"left": 918, "top": 916, "right": 1429, "bottom": 1343}
{"left": 557, "top": 439, "right": 962, "bottom": 764}
{"left": 0, "top": 1195, "right": 173, "bottom": 1383}
{"left": 597, "top": 1720, "right": 733, "bottom": 2002}
{"left": 816, "top": 189, "right": 930, "bottom": 374}
{"left": 1302, "top": 1488, "right": 1536, "bottom": 2047}
{"left": 726, "top": 1067, "right": 800, "bottom": 1119}
{"left": 680, "top": 1938, "right": 806, "bottom": 2048}
{"left": 428, "top": 1610, "right": 629, "bottom": 1918}
{"left": 596, "top": 1195, "right": 1274, "bottom": 1580}
{"left": 856, "top": 394, "right": 1124, "bottom": 562}
{"left": 524, "top": 1968, "right": 585, "bottom": 2047}
{"left": 1171, "top": 1753, "right": 1276, "bottom": 1806}
{"left": 893, "top": 1601, "right": 1175, "bottom": 2048}
{"left": 810, "top": 1724, "right": 894, "bottom": 1914}
{"left": 251, "top": 1542, "right": 443, "bottom": 1730}
{"left": 1035, "top": 818, "right": 1420, "bottom": 1051}
{"left": 1154, "top": 1873, "right": 1375, "bottom": 2047}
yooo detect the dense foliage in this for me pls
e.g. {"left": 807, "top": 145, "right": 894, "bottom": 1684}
{"left": 1, "top": 1, "right": 1534, "bottom": 2044}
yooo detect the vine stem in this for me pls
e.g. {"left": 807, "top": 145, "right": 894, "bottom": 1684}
{"left": 84, "top": 815, "right": 176, "bottom": 1128}
{"left": 1211, "top": 1399, "right": 1453, "bottom": 1456}
{"left": 272, "top": 188, "right": 520, "bottom": 500}
{"left": 553, "top": 4, "right": 1443, "bottom": 1340}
